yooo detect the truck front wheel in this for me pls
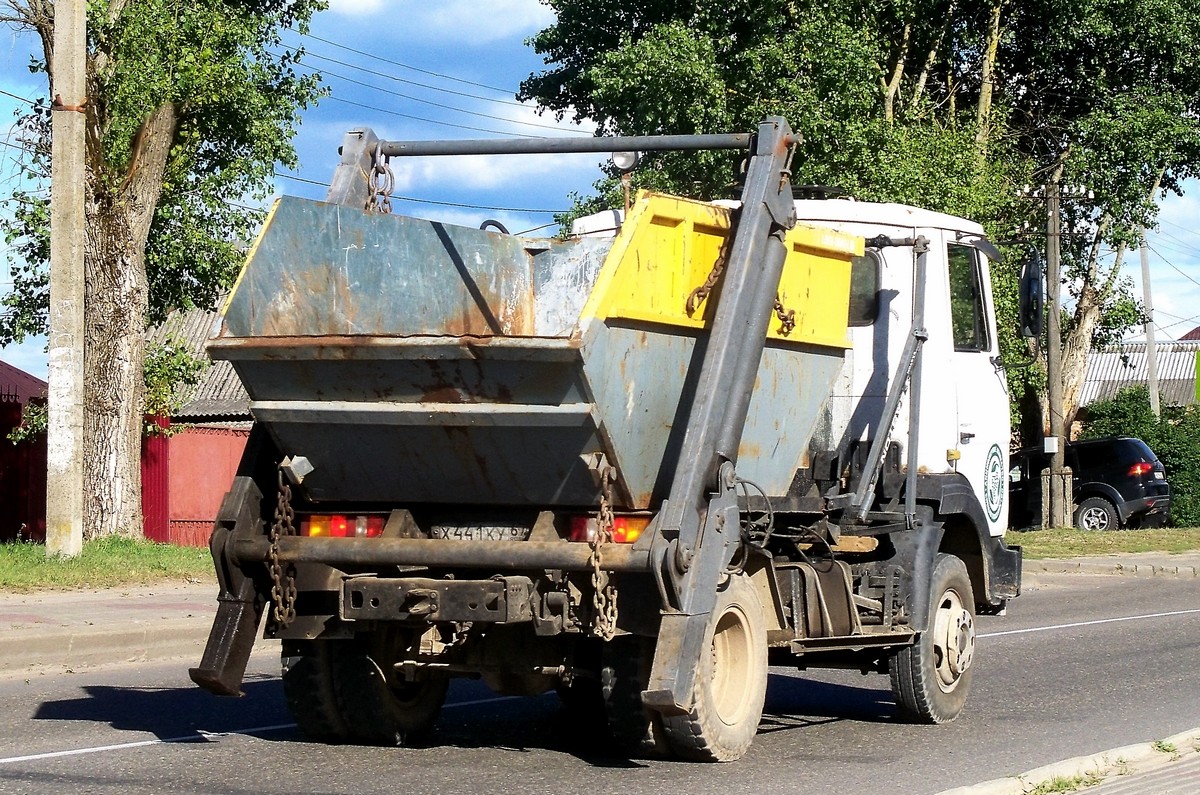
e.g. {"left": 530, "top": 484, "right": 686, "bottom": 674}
{"left": 890, "top": 553, "right": 976, "bottom": 723}
{"left": 662, "top": 573, "right": 768, "bottom": 762}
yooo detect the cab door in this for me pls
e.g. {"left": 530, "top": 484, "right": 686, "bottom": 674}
{"left": 946, "top": 243, "right": 1010, "bottom": 536}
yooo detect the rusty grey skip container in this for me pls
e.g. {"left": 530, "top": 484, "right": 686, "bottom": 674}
{"left": 210, "top": 190, "right": 861, "bottom": 509}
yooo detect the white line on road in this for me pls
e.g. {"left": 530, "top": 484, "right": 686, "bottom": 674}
{"left": 979, "top": 608, "right": 1200, "bottom": 638}
{"left": 0, "top": 695, "right": 526, "bottom": 766}
{"left": 5, "top": 609, "right": 1199, "bottom": 766}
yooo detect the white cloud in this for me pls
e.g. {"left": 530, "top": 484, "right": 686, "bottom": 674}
{"left": 394, "top": 0, "right": 555, "bottom": 44}
{"left": 393, "top": 149, "right": 602, "bottom": 193}
{"left": 327, "top": 0, "right": 386, "bottom": 15}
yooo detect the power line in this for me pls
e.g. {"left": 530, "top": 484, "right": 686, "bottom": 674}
{"left": 272, "top": 172, "right": 567, "bottom": 214}
{"left": 1156, "top": 315, "right": 1200, "bottom": 333}
{"left": 292, "top": 60, "right": 580, "bottom": 135}
{"left": 1145, "top": 243, "right": 1200, "bottom": 290}
{"left": 0, "top": 88, "right": 36, "bottom": 105}
{"left": 298, "top": 49, "right": 529, "bottom": 109}
{"left": 322, "top": 94, "right": 541, "bottom": 138}
{"left": 294, "top": 30, "right": 515, "bottom": 95}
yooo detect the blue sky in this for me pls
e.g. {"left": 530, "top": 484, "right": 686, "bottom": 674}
{"left": 2, "top": 0, "right": 1198, "bottom": 379}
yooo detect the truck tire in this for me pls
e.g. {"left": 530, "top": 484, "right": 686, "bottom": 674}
{"left": 280, "top": 639, "right": 351, "bottom": 743}
{"left": 661, "top": 573, "right": 768, "bottom": 762}
{"left": 1075, "top": 496, "right": 1119, "bottom": 531}
{"left": 600, "top": 635, "right": 668, "bottom": 757}
{"left": 331, "top": 630, "right": 449, "bottom": 746}
{"left": 890, "top": 552, "right": 976, "bottom": 724}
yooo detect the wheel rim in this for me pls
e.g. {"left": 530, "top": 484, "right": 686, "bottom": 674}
{"left": 710, "top": 604, "right": 755, "bottom": 726}
{"left": 1080, "top": 506, "right": 1110, "bottom": 530}
{"left": 932, "top": 587, "right": 975, "bottom": 692}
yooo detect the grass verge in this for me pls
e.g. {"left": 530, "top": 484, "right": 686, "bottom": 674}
{"left": 0, "top": 536, "right": 214, "bottom": 592}
{"left": 1011, "top": 526, "right": 1200, "bottom": 559}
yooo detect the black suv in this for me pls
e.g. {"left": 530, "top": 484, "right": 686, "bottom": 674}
{"left": 1008, "top": 436, "right": 1171, "bottom": 530}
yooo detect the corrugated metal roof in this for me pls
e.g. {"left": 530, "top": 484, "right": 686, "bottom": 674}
{"left": 0, "top": 359, "right": 47, "bottom": 404}
{"left": 1081, "top": 341, "right": 1199, "bottom": 407}
{"left": 147, "top": 307, "right": 249, "bottom": 419}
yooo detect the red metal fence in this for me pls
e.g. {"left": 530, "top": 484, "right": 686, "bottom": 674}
{"left": 141, "top": 415, "right": 171, "bottom": 543}
{"left": 167, "top": 426, "right": 249, "bottom": 546}
{"left": 0, "top": 396, "right": 47, "bottom": 542}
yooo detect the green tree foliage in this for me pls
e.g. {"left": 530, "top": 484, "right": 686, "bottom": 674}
{"left": 521, "top": 0, "right": 1200, "bottom": 443}
{"left": 522, "top": 3, "right": 1029, "bottom": 225}
{"left": 1080, "top": 386, "right": 1200, "bottom": 527}
{"left": 1, "top": 0, "right": 324, "bottom": 331}
{"left": 0, "top": 0, "right": 325, "bottom": 538}
{"left": 142, "top": 339, "right": 208, "bottom": 434}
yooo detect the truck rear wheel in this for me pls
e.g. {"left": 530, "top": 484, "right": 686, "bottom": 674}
{"left": 600, "top": 634, "right": 668, "bottom": 757}
{"left": 662, "top": 573, "right": 768, "bottom": 762}
{"left": 890, "top": 552, "right": 976, "bottom": 723}
{"left": 281, "top": 639, "right": 351, "bottom": 743}
{"left": 331, "top": 629, "right": 449, "bottom": 746}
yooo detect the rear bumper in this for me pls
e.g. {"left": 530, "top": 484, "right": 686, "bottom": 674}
{"left": 1119, "top": 494, "right": 1171, "bottom": 524}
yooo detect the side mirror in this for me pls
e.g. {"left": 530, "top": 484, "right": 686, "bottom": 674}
{"left": 1018, "top": 249, "right": 1044, "bottom": 338}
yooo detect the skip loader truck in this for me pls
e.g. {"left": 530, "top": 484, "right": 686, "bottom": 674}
{"left": 190, "top": 117, "right": 1039, "bottom": 761}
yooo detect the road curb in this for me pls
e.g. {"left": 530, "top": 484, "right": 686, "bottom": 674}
{"left": 1025, "top": 559, "right": 1199, "bottom": 578}
{"left": 0, "top": 619, "right": 283, "bottom": 678}
{"left": 0, "top": 618, "right": 211, "bottom": 674}
{"left": 936, "top": 727, "right": 1200, "bottom": 794}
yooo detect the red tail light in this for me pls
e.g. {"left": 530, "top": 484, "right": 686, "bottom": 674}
{"left": 569, "top": 515, "right": 650, "bottom": 544}
{"left": 300, "top": 514, "right": 385, "bottom": 538}
{"left": 1128, "top": 462, "right": 1153, "bottom": 477}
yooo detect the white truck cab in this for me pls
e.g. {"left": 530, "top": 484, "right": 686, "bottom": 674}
{"left": 797, "top": 200, "right": 1011, "bottom": 540}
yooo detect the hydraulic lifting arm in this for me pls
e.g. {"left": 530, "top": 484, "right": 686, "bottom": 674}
{"left": 642, "top": 117, "right": 800, "bottom": 715}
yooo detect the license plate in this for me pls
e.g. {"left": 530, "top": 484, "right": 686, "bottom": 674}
{"left": 1155, "top": 471, "right": 1164, "bottom": 479}
{"left": 430, "top": 525, "right": 528, "bottom": 542}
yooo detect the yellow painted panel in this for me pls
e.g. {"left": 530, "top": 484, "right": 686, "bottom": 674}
{"left": 222, "top": 198, "right": 282, "bottom": 317}
{"left": 584, "top": 192, "right": 859, "bottom": 348}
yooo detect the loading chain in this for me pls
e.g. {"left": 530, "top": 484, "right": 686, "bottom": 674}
{"left": 773, "top": 295, "right": 796, "bottom": 336}
{"left": 686, "top": 253, "right": 726, "bottom": 317}
{"left": 268, "top": 467, "right": 298, "bottom": 627}
{"left": 366, "top": 143, "right": 394, "bottom": 215}
{"left": 589, "top": 466, "right": 619, "bottom": 640}
{"left": 686, "top": 247, "right": 796, "bottom": 336}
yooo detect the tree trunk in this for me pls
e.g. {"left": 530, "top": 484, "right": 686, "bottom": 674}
{"left": 974, "top": 0, "right": 1002, "bottom": 165}
{"left": 883, "top": 21, "right": 911, "bottom": 122}
{"left": 913, "top": 2, "right": 954, "bottom": 110}
{"left": 80, "top": 100, "right": 178, "bottom": 539}
{"left": 1058, "top": 171, "right": 1163, "bottom": 430}
{"left": 83, "top": 201, "right": 146, "bottom": 539}
{"left": 1059, "top": 269, "right": 1119, "bottom": 431}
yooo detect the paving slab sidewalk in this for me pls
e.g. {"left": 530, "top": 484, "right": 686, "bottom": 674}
{"left": 0, "top": 581, "right": 223, "bottom": 675}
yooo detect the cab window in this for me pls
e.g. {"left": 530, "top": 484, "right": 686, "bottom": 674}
{"left": 848, "top": 250, "right": 881, "bottom": 327}
{"left": 947, "top": 244, "right": 989, "bottom": 351}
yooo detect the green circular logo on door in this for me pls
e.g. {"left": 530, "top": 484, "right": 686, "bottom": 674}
{"left": 984, "top": 444, "right": 1005, "bottom": 523}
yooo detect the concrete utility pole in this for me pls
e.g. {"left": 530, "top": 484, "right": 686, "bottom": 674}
{"left": 46, "top": 0, "right": 87, "bottom": 557}
{"left": 1139, "top": 233, "right": 1160, "bottom": 419}
{"left": 1044, "top": 178, "right": 1070, "bottom": 529}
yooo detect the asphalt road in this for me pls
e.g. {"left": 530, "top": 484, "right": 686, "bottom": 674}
{"left": 0, "top": 572, "right": 1197, "bottom": 795}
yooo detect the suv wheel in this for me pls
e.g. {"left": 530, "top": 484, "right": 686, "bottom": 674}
{"left": 1075, "top": 497, "right": 1119, "bottom": 531}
